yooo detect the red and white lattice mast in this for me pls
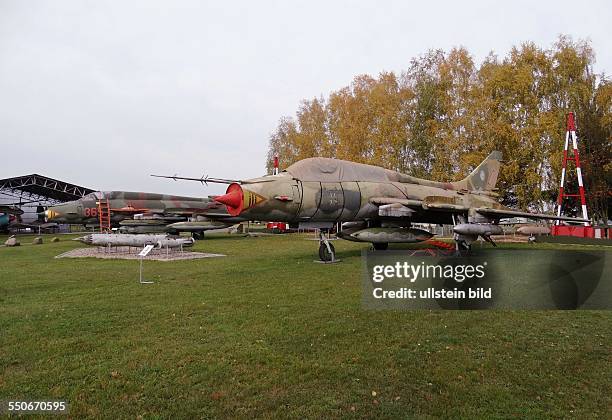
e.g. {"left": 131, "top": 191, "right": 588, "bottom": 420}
{"left": 555, "top": 112, "right": 589, "bottom": 226}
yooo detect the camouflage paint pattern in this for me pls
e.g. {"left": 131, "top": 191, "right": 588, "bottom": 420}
{"left": 215, "top": 151, "right": 505, "bottom": 227}
{"left": 45, "top": 191, "right": 232, "bottom": 233}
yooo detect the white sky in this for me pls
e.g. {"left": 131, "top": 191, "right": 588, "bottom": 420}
{"left": 1, "top": 0, "right": 609, "bottom": 196}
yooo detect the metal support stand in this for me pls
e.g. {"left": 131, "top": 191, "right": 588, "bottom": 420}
{"left": 138, "top": 244, "right": 154, "bottom": 284}
{"left": 139, "top": 257, "right": 153, "bottom": 284}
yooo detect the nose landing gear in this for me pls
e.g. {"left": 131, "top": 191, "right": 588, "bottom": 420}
{"left": 317, "top": 230, "right": 339, "bottom": 263}
{"left": 192, "top": 232, "right": 205, "bottom": 240}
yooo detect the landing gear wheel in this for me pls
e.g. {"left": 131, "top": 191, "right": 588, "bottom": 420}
{"left": 318, "top": 242, "right": 336, "bottom": 262}
{"left": 455, "top": 240, "right": 472, "bottom": 255}
{"left": 373, "top": 242, "right": 388, "bottom": 251}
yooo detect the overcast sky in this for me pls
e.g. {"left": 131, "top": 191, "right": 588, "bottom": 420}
{"left": 1, "top": 0, "right": 609, "bottom": 196}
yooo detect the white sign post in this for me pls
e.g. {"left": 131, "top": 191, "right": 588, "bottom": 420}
{"left": 138, "top": 244, "right": 155, "bottom": 284}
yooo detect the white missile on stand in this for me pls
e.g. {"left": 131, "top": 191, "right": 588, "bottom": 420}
{"left": 75, "top": 233, "right": 194, "bottom": 248}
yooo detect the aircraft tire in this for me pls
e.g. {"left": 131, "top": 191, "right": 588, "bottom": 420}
{"left": 318, "top": 242, "right": 335, "bottom": 262}
{"left": 455, "top": 240, "right": 472, "bottom": 255}
{"left": 373, "top": 242, "right": 389, "bottom": 251}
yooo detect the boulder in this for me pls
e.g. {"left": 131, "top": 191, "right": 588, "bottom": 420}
{"left": 5, "top": 236, "right": 20, "bottom": 247}
{"left": 32, "top": 237, "right": 43, "bottom": 245}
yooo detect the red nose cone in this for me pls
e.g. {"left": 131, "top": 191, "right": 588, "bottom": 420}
{"left": 215, "top": 190, "right": 241, "bottom": 208}
{"left": 214, "top": 183, "right": 244, "bottom": 216}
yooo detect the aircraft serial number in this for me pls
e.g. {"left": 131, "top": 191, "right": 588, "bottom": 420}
{"left": 84, "top": 208, "right": 97, "bottom": 217}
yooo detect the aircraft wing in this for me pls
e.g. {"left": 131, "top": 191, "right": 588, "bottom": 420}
{"left": 369, "top": 196, "right": 588, "bottom": 224}
{"left": 164, "top": 205, "right": 225, "bottom": 216}
{"left": 0, "top": 205, "right": 24, "bottom": 215}
{"left": 475, "top": 208, "right": 589, "bottom": 223}
{"left": 113, "top": 208, "right": 191, "bottom": 216}
{"left": 8, "top": 222, "right": 58, "bottom": 230}
{"left": 370, "top": 196, "right": 469, "bottom": 212}
{"left": 191, "top": 212, "right": 234, "bottom": 218}
{"left": 7, "top": 222, "right": 31, "bottom": 229}
{"left": 110, "top": 207, "right": 151, "bottom": 214}
{"left": 39, "top": 222, "right": 59, "bottom": 228}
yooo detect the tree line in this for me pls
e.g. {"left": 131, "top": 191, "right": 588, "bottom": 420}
{"left": 266, "top": 36, "right": 611, "bottom": 223}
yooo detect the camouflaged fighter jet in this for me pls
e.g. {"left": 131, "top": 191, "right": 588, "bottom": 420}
{"left": 43, "top": 191, "right": 234, "bottom": 238}
{"left": 152, "top": 152, "right": 588, "bottom": 260}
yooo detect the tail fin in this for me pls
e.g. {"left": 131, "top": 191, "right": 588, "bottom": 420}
{"left": 452, "top": 151, "right": 502, "bottom": 192}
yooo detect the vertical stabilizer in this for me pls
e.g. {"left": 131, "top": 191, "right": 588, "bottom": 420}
{"left": 452, "top": 151, "right": 502, "bottom": 192}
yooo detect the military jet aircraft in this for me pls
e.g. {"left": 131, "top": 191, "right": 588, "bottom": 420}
{"left": 153, "top": 152, "right": 587, "bottom": 260}
{"left": 0, "top": 205, "right": 23, "bottom": 233}
{"left": 43, "top": 191, "right": 235, "bottom": 238}
{"left": 0, "top": 204, "right": 61, "bottom": 234}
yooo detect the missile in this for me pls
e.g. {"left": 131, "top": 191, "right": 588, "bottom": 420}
{"left": 453, "top": 223, "right": 503, "bottom": 237}
{"left": 133, "top": 214, "right": 184, "bottom": 221}
{"left": 338, "top": 227, "right": 433, "bottom": 243}
{"left": 74, "top": 233, "right": 193, "bottom": 248}
{"left": 516, "top": 225, "right": 550, "bottom": 235}
{"left": 341, "top": 221, "right": 367, "bottom": 229}
{"left": 156, "top": 237, "right": 195, "bottom": 248}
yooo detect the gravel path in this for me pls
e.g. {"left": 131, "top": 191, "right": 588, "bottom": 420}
{"left": 55, "top": 247, "right": 225, "bottom": 261}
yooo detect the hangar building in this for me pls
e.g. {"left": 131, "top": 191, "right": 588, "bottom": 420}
{"left": 0, "top": 174, "right": 94, "bottom": 226}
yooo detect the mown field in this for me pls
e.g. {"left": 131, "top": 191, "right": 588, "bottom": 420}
{"left": 0, "top": 233, "right": 610, "bottom": 418}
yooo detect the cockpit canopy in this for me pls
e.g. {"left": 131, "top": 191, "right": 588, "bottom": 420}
{"left": 284, "top": 157, "right": 404, "bottom": 183}
{"left": 82, "top": 191, "right": 106, "bottom": 200}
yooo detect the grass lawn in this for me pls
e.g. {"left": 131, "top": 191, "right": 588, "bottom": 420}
{"left": 0, "top": 233, "right": 610, "bottom": 418}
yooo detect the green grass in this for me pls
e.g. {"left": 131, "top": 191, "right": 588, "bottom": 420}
{"left": 0, "top": 233, "right": 610, "bottom": 418}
